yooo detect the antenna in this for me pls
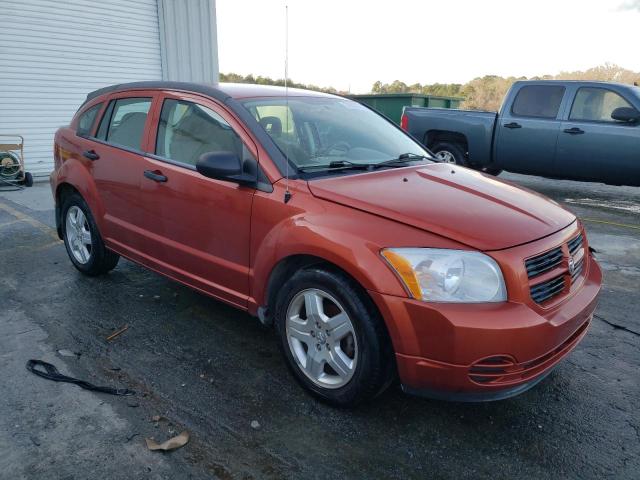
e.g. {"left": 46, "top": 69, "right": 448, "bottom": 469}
{"left": 283, "top": 4, "right": 292, "bottom": 204}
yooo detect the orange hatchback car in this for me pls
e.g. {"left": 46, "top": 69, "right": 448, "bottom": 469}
{"left": 51, "top": 82, "right": 602, "bottom": 406}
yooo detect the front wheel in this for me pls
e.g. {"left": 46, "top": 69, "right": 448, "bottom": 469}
{"left": 61, "top": 193, "right": 119, "bottom": 276}
{"left": 275, "top": 268, "right": 393, "bottom": 407}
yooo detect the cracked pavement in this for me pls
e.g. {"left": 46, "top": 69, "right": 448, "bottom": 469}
{"left": 0, "top": 173, "right": 638, "bottom": 479}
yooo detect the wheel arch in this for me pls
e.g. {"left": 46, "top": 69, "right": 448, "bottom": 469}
{"left": 264, "top": 253, "right": 398, "bottom": 381}
{"left": 54, "top": 160, "right": 105, "bottom": 238}
{"left": 425, "top": 130, "right": 469, "bottom": 153}
{"left": 55, "top": 182, "right": 81, "bottom": 238}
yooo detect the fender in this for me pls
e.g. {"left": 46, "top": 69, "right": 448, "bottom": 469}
{"left": 248, "top": 182, "right": 466, "bottom": 313}
{"left": 52, "top": 132, "right": 105, "bottom": 233}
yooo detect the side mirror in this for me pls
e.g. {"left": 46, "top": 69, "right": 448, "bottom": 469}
{"left": 611, "top": 106, "right": 640, "bottom": 123}
{"left": 196, "top": 151, "right": 256, "bottom": 186}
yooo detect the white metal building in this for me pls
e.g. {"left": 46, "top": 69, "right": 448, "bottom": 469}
{"left": 0, "top": 0, "right": 219, "bottom": 177}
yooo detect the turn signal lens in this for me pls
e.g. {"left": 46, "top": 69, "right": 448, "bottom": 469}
{"left": 381, "top": 249, "right": 422, "bottom": 299}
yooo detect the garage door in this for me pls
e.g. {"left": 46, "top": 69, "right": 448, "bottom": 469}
{"left": 0, "top": 0, "right": 163, "bottom": 177}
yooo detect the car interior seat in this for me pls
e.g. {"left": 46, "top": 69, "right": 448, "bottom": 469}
{"left": 109, "top": 112, "right": 148, "bottom": 149}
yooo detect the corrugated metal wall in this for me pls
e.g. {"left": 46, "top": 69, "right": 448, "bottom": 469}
{"left": 157, "top": 0, "right": 219, "bottom": 83}
{"left": 0, "top": 0, "right": 163, "bottom": 177}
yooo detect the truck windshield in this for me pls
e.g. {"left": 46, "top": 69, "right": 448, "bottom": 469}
{"left": 240, "top": 96, "right": 432, "bottom": 171}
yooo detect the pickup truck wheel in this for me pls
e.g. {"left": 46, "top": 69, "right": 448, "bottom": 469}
{"left": 275, "top": 267, "right": 393, "bottom": 407}
{"left": 431, "top": 142, "right": 468, "bottom": 166}
{"left": 61, "top": 193, "right": 120, "bottom": 276}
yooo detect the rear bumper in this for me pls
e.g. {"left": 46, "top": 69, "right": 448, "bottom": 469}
{"left": 370, "top": 256, "right": 602, "bottom": 401}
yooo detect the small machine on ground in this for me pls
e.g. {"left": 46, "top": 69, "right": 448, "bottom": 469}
{"left": 0, "top": 134, "right": 33, "bottom": 188}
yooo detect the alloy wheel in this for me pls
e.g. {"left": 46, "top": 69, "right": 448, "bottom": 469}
{"left": 285, "top": 288, "right": 358, "bottom": 389}
{"left": 65, "top": 206, "right": 92, "bottom": 264}
{"left": 435, "top": 150, "right": 456, "bottom": 163}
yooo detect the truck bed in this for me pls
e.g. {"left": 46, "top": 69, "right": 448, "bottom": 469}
{"left": 403, "top": 107, "right": 498, "bottom": 167}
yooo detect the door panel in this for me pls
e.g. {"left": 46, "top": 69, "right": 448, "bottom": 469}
{"left": 138, "top": 157, "right": 254, "bottom": 307}
{"left": 495, "top": 85, "right": 566, "bottom": 175}
{"left": 555, "top": 87, "right": 640, "bottom": 185}
{"left": 135, "top": 93, "right": 258, "bottom": 308}
{"left": 88, "top": 93, "right": 157, "bottom": 254}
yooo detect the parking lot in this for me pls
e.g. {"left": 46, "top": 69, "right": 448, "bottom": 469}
{"left": 1, "top": 173, "right": 638, "bottom": 479}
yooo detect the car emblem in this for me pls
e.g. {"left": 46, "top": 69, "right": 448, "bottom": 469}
{"left": 568, "top": 256, "right": 575, "bottom": 275}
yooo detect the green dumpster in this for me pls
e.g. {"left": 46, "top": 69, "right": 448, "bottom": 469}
{"left": 348, "top": 93, "right": 463, "bottom": 124}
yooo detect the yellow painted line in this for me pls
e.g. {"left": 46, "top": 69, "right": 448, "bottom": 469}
{"left": 0, "top": 200, "right": 61, "bottom": 241}
{"left": 581, "top": 218, "right": 640, "bottom": 231}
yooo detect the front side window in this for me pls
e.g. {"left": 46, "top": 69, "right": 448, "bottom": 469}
{"left": 570, "top": 87, "right": 633, "bottom": 122}
{"left": 100, "top": 97, "right": 152, "bottom": 150}
{"left": 156, "top": 99, "right": 253, "bottom": 167}
{"left": 76, "top": 103, "right": 102, "bottom": 137}
{"left": 240, "top": 96, "right": 430, "bottom": 170}
{"left": 511, "top": 85, "right": 565, "bottom": 119}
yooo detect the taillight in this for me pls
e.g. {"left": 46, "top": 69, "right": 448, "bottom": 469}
{"left": 400, "top": 113, "right": 408, "bottom": 131}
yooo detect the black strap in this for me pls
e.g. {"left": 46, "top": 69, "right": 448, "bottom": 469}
{"left": 26, "top": 359, "right": 135, "bottom": 396}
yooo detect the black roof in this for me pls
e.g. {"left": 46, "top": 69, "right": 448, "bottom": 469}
{"left": 85, "top": 81, "right": 335, "bottom": 105}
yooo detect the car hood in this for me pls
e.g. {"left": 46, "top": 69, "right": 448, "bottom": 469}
{"left": 307, "top": 163, "right": 576, "bottom": 251}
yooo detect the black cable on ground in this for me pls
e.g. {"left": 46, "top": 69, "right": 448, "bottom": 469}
{"left": 26, "top": 359, "right": 135, "bottom": 396}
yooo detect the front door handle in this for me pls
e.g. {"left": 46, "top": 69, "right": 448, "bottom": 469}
{"left": 83, "top": 150, "right": 100, "bottom": 161}
{"left": 563, "top": 127, "right": 585, "bottom": 135}
{"left": 504, "top": 122, "right": 522, "bottom": 129}
{"left": 144, "top": 170, "right": 168, "bottom": 183}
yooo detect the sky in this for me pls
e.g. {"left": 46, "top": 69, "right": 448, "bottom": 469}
{"left": 216, "top": 0, "right": 640, "bottom": 93}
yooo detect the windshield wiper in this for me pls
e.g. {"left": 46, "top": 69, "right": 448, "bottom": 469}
{"left": 298, "top": 154, "right": 433, "bottom": 173}
{"left": 298, "top": 160, "right": 372, "bottom": 172}
{"left": 370, "top": 153, "right": 432, "bottom": 169}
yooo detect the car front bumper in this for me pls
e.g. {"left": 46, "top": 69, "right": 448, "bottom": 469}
{"left": 369, "top": 255, "right": 602, "bottom": 402}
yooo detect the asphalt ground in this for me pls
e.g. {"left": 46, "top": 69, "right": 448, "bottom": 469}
{"left": 0, "top": 173, "right": 638, "bottom": 479}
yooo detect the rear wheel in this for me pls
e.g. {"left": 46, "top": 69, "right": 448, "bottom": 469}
{"left": 431, "top": 141, "right": 468, "bottom": 166}
{"left": 61, "top": 193, "right": 119, "bottom": 276}
{"left": 275, "top": 267, "right": 393, "bottom": 407}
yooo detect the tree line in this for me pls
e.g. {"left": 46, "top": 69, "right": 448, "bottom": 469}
{"left": 220, "top": 64, "right": 640, "bottom": 111}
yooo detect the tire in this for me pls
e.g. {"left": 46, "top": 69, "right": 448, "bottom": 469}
{"left": 274, "top": 267, "right": 394, "bottom": 407}
{"left": 431, "top": 141, "right": 468, "bottom": 166}
{"left": 23, "top": 172, "right": 34, "bottom": 187}
{"left": 61, "top": 192, "right": 119, "bottom": 276}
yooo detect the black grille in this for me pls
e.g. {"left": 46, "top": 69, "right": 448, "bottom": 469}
{"left": 530, "top": 275, "right": 565, "bottom": 304}
{"left": 571, "top": 257, "right": 584, "bottom": 283}
{"left": 525, "top": 247, "right": 563, "bottom": 278}
{"left": 568, "top": 233, "right": 583, "bottom": 255}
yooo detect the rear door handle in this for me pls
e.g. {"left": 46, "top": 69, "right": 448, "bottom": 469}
{"left": 83, "top": 150, "right": 100, "bottom": 161}
{"left": 143, "top": 170, "right": 168, "bottom": 183}
{"left": 563, "top": 127, "right": 585, "bottom": 135}
{"left": 503, "top": 122, "right": 522, "bottom": 129}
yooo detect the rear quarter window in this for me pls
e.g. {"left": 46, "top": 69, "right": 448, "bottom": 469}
{"left": 511, "top": 85, "right": 565, "bottom": 119}
{"left": 76, "top": 103, "right": 102, "bottom": 137}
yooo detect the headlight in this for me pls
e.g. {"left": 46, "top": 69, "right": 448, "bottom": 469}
{"left": 381, "top": 248, "right": 507, "bottom": 303}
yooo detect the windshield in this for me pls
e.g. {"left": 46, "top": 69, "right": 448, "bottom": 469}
{"left": 240, "top": 96, "right": 432, "bottom": 171}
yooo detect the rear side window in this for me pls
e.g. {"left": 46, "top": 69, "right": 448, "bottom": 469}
{"left": 98, "top": 97, "right": 152, "bottom": 150}
{"left": 570, "top": 87, "right": 633, "bottom": 122}
{"left": 155, "top": 99, "right": 253, "bottom": 167}
{"left": 76, "top": 103, "right": 102, "bottom": 137}
{"left": 511, "top": 85, "right": 565, "bottom": 119}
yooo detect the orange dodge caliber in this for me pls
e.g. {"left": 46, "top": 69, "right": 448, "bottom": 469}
{"left": 51, "top": 82, "right": 602, "bottom": 406}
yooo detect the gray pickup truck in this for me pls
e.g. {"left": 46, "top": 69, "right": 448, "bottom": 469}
{"left": 401, "top": 80, "right": 640, "bottom": 186}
